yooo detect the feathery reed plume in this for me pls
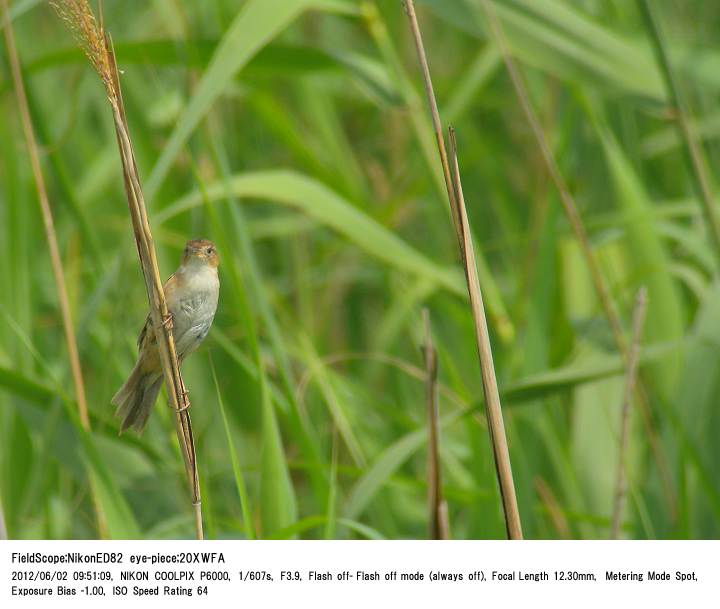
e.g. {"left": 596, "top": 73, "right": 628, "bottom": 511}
{"left": 50, "top": 0, "right": 113, "bottom": 94}
{"left": 636, "top": 0, "right": 720, "bottom": 263}
{"left": 2, "top": 0, "right": 107, "bottom": 537}
{"left": 421, "top": 309, "right": 450, "bottom": 540}
{"left": 610, "top": 288, "right": 648, "bottom": 539}
{"left": 403, "top": 0, "right": 523, "bottom": 539}
{"left": 477, "top": 0, "right": 676, "bottom": 520}
{"left": 51, "top": 0, "right": 203, "bottom": 539}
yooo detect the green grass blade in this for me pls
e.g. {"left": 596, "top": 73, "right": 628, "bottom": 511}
{"left": 259, "top": 367, "right": 298, "bottom": 537}
{"left": 344, "top": 410, "right": 464, "bottom": 521}
{"left": 145, "top": 0, "right": 314, "bottom": 200}
{"left": 211, "top": 362, "right": 254, "bottom": 540}
{"left": 157, "top": 169, "right": 465, "bottom": 296}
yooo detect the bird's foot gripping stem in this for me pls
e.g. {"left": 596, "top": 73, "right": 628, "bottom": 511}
{"left": 170, "top": 377, "right": 191, "bottom": 413}
{"left": 169, "top": 390, "right": 191, "bottom": 413}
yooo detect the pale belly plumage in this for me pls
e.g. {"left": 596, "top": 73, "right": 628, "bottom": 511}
{"left": 169, "top": 267, "right": 219, "bottom": 360}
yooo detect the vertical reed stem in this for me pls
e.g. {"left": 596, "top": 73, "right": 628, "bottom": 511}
{"left": 106, "top": 41, "right": 203, "bottom": 539}
{"left": 448, "top": 128, "right": 522, "bottom": 539}
{"left": 477, "top": 0, "right": 676, "bottom": 520}
{"left": 2, "top": 0, "right": 90, "bottom": 430}
{"left": 610, "top": 288, "right": 648, "bottom": 539}
{"left": 404, "top": 0, "right": 523, "bottom": 539}
{"left": 51, "top": 0, "right": 203, "bottom": 539}
{"left": 421, "top": 309, "right": 449, "bottom": 539}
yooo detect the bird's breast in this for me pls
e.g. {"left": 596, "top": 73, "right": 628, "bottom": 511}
{"left": 167, "top": 267, "right": 219, "bottom": 357}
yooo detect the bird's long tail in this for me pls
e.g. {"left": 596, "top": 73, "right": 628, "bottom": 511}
{"left": 111, "top": 361, "right": 163, "bottom": 434}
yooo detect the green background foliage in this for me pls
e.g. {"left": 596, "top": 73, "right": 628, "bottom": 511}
{"left": 1, "top": 0, "right": 719, "bottom": 539}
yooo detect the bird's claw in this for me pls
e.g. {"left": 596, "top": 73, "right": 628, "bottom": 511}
{"left": 170, "top": 390, "right": 191, "bottom": 413}
{"left": 175, "top": 400, "right": 191, "bottom": 413}
{"left": 173, "top": 382, "right": 191, "bottom": 412}
{"left": 162, "top": 313, "right": 173, "bottom": 331}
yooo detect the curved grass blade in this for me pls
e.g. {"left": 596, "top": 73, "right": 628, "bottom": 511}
{"left": 344, "top": 409, "right": 465, "bottom": 521}
{"left": 157, "top": 169, "right": 465, "bottom": 296}
{"left": 145, "top": 0, "right": 315, "bottom": 200}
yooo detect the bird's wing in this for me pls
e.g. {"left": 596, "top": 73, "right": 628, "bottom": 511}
{"left": 136, "top": 272, "right": 176, "bottom": 352}
{"left": 136, "top": 314, "right": 154, "bottom": 352}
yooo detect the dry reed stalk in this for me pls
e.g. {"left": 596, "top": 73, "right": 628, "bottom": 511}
{"left": 610, "top": 287, "right": 648, "bottom": 539}
{"left": 2, "top": 0, "right": 91, "bottom": 430}
{"left": 51, "top": 0, "right": 203, "bottom": 539}
{"left": 1, "top": 0, "right": 108, "bottom": 537}
{"left": 404, "top": 0, "right": 523, "bottom": 539}
{"left": 636, "top": 0, "right": 720, "bottom": 263}
{"left": 421, "top": 309, "right": 450, "bottom": 540}
{"left": 534, "top": 478, "right": 570, "bottom": 539}
{"left": 477, "top": 0, "right": 676, "bottom": 520}
{"left": 448, "top": 128, "right": 523, "bottom": 539}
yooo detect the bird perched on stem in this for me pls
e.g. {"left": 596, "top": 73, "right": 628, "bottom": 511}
{"left": 112, "top": 239, "right": 220, "bottom": 433}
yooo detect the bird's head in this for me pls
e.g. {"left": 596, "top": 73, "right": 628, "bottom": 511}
{"left": 182, "top": 239, "right": 219, "bottom": 269}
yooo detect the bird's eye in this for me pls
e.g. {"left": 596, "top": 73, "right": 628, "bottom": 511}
{"left": 206, "top": 247, "right": 214, "bottom": 255}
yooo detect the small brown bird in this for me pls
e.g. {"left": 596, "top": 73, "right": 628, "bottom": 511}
{"left": 112, "top": 239, "right": 220, "bottom": 433}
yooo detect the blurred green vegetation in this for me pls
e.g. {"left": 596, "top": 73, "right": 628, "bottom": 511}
{"left": 1, "top": 0, "right": 720, "bottom": 539}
